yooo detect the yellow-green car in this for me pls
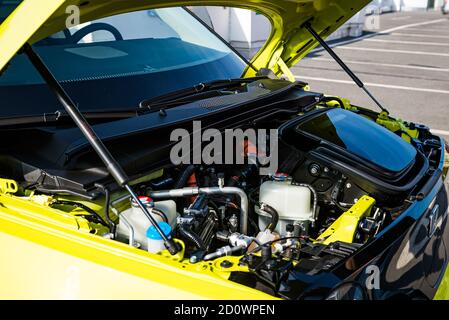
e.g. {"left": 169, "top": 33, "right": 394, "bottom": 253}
{"left": 0, "top": 0, "right": 448, "bottom": 300}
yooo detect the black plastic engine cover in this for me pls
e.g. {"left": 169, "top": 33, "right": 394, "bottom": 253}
{"left": 279, "top": 108, "right": 429, "bottom": 205}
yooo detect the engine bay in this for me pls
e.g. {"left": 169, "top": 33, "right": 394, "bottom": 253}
{"left": 1, "top": 94, "right": 445, "bottom": 298}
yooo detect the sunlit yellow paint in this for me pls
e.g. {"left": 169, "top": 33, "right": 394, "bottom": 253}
{"left": 324, "top": 96, "right": 357, "bottom": 111}
{"left": 0, "top": 0, "right": 370, "bottom": 299}
{"left": 0, "top": 192, "right": 275, "bottom": 299}
{"left": 376, "top": 112, "right": 419, "bottom": 143}
{"left": 434, "top": 265, "right": 449, "bottom": 300}
{"left": 0, "top": 168, "right": 269, "bottom": 298}
{"left": 443, "top": 146, "right": 448, "bottom": 178}
{"left": 277, "top": 57, "right": 295, "bottom": 82}
{"left": 316, "top": 196, "right": 375, "bottom": 245}
{"left": 0, "top": 176, "right": 273, "bottom": 298}
{"left": 0, "top": 178, "right": 18, "bottom": 194}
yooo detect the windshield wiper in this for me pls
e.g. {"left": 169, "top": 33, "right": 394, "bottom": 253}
{"left": 0, "top": 78, "right": 267, "bottom": 129}
{"left": 0, "top": 109, "right": 141, "bottom": 129}
{"left": 23, "top": 43, "right": 180, "bottom": 255}
{"left": 138, "top": 76, "right": 268, "bottom": 111}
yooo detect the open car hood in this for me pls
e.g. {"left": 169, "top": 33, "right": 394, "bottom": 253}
{"left": 0, "top": 0, "right": 369, "bottom": 77}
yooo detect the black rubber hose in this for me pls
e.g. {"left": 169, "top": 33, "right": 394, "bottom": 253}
{"left": 51, "top": 200, "right": 109, "bottom": 228}
{"left": 174, "top": 165, "right": 195, "bottom": 189}
{"left": 178, "top": 225, "right": 205, "bottom": 250}
{"left": 149, "top": 177, "right": 174, "bottom": 189}
{"left": 260, "top": 203, "right": 279, "bottom": 232}
{"left": 95, "top": 185, "right": 117, "bottom": 233}
{"left": 151, "top": 208, "right": 169, "bottom": 223}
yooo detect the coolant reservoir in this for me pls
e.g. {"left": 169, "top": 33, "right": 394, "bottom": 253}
{"left": 257, "top": 174, "right": 312, "bottom": 235}
{"left": 116, "top": 196, "right": 177, "bottom": 249}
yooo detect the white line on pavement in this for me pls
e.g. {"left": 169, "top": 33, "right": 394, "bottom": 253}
{"left": 406, "top": 27, "right": 448, "bottom": 32}
{"left": 431, "top": 129, "right": 449, "bottom": 137}
{"left": 337, "top": 46, "right": 449, "bottom": 57}
{"left": 310, "top": 19, "right": 447, "bottom": 52}
{"left": 366, "top": 18, "right": 447, "bottom": 33}
{"left": 294, "top": 76, "right": 449, "bottom": 95}
{"left": 392, "top": 33, "right": 449, "bottom": 39}
{"left": 303, "top": 57, "right": 449, "bottom": 72}
{"left": 392, "top": 16, "right": 412, "bottom": 20}
{"left": 363, "top": 38, "right": 449, "bottom": 47}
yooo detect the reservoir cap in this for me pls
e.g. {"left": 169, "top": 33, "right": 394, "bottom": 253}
{"left": 271, "top": 172, "right": 291, "bottom": 182}
{"left": 146, "top": 222, "right": 172, "bottom": 240}
{"left": 132, "top": 196, "right": 154, "bottom": 208}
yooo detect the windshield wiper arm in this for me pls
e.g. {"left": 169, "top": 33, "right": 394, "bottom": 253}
{"left": 303, "top": 22, "right": 389, "bottom": 115}
{"left": 139, "top": 76, "right": 267, "bottom": 110}
{"left": 23, "top": 43, "right": 179, "bottom": 255}
{"left": 0, "top": 110, "right": 140, "bottom": 128}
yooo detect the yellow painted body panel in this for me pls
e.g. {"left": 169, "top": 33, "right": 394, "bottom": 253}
{"left": 434, "top": 265, "right": 449, "bottom": 300}
{"left": 0, "top": 0, "right": 65, "bottom": 73}
{"left": 0, "top": 193, "right": 274, "bottom": 299}
{"left": 376, "top": 112, "right": 419, "bottom": 143}
{"left": 316, "top": 196, "right": 375, "bottom": 245}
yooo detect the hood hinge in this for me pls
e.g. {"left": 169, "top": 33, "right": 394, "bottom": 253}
{"left": 267, "top": 45, "right": 295, "bottom": 82}
{"left": 277, "top": 57, "right": 295, "bottom": 82}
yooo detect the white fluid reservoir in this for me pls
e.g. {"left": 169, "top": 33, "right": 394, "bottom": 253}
{"left": 257, "top": 176, "right": 312, "bottom": 235}
{"left": 116, "top": 196, "right": 177, "bottom": 250}
{"left": 147, "top": 222, "right": 172, "bottom": 254}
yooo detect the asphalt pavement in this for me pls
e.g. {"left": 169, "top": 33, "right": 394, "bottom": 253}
{"left": 292, "top": 10, "right": 449, "bottom": 139}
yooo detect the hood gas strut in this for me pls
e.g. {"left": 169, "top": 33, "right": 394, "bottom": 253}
{"left": 23, "top": 44, "right": 179, "bottom": 255}
{"left": 303, "top": 22, "right": 389, "bottom": 115}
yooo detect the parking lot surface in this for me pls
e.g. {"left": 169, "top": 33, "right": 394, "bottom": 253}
{"left": 293, "top": 10, "right": 449, "bottom": 138}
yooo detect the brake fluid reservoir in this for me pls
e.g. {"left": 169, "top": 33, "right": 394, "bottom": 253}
{"left": 257, "top": 174, "right": 312, "bottom": 235}
{"left": 116, "top": 196, "right": 177, "bottom": 249}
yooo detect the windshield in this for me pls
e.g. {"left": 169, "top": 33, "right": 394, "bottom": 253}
{"left": 0, "top": 6, "right": 246, "bottom": 117}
